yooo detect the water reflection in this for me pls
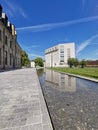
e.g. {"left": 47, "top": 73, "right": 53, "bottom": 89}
{"left": 37, "top": 68, "right": 44, "bottom": 77}
{"left": 45, "top": 69, "right": 76, "bottom": 92}
{"left": 37, "top": 69, "right": 98, "bottom": 130}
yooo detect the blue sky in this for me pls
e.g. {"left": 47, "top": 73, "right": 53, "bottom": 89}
{"left": 0, "top": 0, "right": 98, "bottom": 60}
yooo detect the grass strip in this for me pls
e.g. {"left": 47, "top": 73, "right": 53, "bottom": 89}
{"left": 50, "top": 67, "right": 98, "bottom": 79}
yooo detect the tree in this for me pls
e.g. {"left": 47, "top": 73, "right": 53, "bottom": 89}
{"left": 73, "top": 58, "right": 79, "bottom": 67}
{"left": 68, "top": 58, "right": 79, "bottom": 68}
{"left": 21, "top": 50, "right": 30, "bottom": 66}
{"left": 34, "top": 57, "right": 44, "bottom": 67}
{"left": 80, "top": 59, "right": 87, "bottom": 68}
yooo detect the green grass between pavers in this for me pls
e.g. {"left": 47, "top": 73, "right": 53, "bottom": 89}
{"left": 50, "top": 67, "right": 98, "bottom": 79}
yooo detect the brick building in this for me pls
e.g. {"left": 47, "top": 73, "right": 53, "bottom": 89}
{"left": 0, "top": 5, "right": 21, "bottom": 70}
{"left": 87, "top": 60, "right": 98, "bottom": 67}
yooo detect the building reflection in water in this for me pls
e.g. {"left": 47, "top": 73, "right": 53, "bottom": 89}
{"left": 45, "top": 69, "right": 76, "bottom": 92}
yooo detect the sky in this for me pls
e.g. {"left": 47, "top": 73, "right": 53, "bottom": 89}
{"left": 0, "top": 0, "right": 98, "bottom": 60}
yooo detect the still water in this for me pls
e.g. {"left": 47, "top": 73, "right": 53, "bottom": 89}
{"left": 37, "top": 69, "right": 98, "bottom": 130}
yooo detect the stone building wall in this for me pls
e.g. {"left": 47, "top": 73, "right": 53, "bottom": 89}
{"left": 0, "top": 5, "right": 21, "bottom": 70}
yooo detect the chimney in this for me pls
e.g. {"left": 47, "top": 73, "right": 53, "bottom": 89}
{"left": 2, "top": 13, "right": 8, "bottom": 26}
{"left": 7, "top": 21, "right": 10, "bottom": 27}
{"left": 7, "top": 21, "right": 12, "bottom": 33}
{"left": 11, "top": 24, "right": 15, "bottom": 35}
{"left": 15, "top": 30, "right": 17, "bottom": 35}
{"left": 0, "top": 5, "right": 2, "bottom": 18}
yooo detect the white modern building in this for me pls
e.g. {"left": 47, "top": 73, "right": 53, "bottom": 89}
{"left": 30, "top": 60, "right": 35, "bottom": 68}
{"left": 45, "top": 42, "right": 75, "bottom": 67}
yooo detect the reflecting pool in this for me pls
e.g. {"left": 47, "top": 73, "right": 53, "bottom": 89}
{"left": 37, "top": 69, "right": 98, "bottom": 130}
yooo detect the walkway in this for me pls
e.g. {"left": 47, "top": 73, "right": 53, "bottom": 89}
{"left": 0, "top": 68, "right": 53, "bottom": 130}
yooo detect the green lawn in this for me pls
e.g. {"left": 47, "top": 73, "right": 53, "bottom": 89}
{"left": 51, "top": 67, "right": 98, "bottom": 79}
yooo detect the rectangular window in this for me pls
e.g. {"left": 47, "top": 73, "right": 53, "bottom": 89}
{"left": 60, "top": 53, "right": 64, "bottom": 57}
{"left": 60, "top": 59, "right": 64, "bottom": 62}
{"left": 16, "top": 57, "right": 17, "bottom": 65}
{"left": 0, "top": 30, "right": 2, "bottom": 41}
{"left": 10, "top": 53, "right": 12, "bottom": 66}
{"left": 60, "top": 45, "right": 64, "bottom": 62}
{"left": 5, "top": 51, "right": 7, "bottom": 65}
{"left": 10, "top": 41, "right": 12, "bottom": 49}
{"left": 67, "top": 48, "right": 70, "bottom": 58}
{"left": 18, "top": 58, "right": 20, "bottom": 65}
{"left": 0, "top": 48, "right": 1, "bottom": 65}
{"left": 60, "top": 45, "right": 64, "bottom": 52}
{"left": 5, "top": 36, "right": 7, "bottom": 45}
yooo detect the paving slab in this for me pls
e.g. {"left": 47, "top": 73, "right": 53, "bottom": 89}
{"left": 0, "top": 68, "right": 53, "bottom": 130}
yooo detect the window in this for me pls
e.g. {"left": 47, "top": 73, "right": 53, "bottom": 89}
{"left": 10, "top": 53, "right": 12, "bottom": 66}
{"left": 60, "top": 45, "right": 64, "bottom": 53}
{"left": 67, "top": 48, "right": 70, "bottom": 58}
{"left": 60, "top": 59, "right": 64, "bottom": 62}
{"left": 18, "top": 58, "right": 20, "bottom": 65}
{"left": 0, "top": 48, "right": 1, "bottom": 65}
{"left": 5, "top": 51, "right": 7, "bottom": 65}
{"left": 10, "top": 41, "right": 12, "bottom": 49}
{"left": 0, "top": 30, "right": 2, "bottom": 41}
{"left": 16, "top": 57, "right": 17, "bottom": 65}
{"left": 60, "top": 45, "right": 64, "bottom": 62}
{"left": 60, "top": 53, "right": 64, "bottom": 57}
{"left": 5, "top": 36, "right": 7, "bottom": 45}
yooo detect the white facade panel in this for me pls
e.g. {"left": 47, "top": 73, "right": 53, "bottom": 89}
{"left": 30, "top": 61, "right": 35, "bottom": 68}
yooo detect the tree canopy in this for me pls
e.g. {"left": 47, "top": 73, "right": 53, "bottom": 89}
{"left": 80, "top": 59, "right": 87, "bottom": 68}
{"left": 34, "top": 57, "right": 44, "bottom": 67}
{"left": 21, "top": 50, "right": 30, "bottom": 66}
{"left": 68, "top": 58, "right": 87, "bottom": 68}
{"left": 68, "top": 58, "right": 79, "bottom": 68}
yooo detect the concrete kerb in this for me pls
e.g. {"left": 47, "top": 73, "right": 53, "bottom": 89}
{"left": 35, "top": 69, "right": 54, "bottom": 130}
{"left": 36, "top": 69, "right": 55, "bottom": 130}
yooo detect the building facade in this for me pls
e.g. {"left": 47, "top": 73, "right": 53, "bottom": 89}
{"left": 0, "top": 5, "right": 21, "bottom": 70}
{"left": 30, "top": 60, "right": 35, "bottom": 68}
{"left": 45, "top": 42, "right": 75, "bottom": 67}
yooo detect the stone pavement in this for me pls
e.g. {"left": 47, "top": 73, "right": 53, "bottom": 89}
{"left": 0, "top": 68, "right": 53, "bottom": 130}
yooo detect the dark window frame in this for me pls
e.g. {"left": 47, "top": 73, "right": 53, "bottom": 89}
{"left": 5, "top": 51, "right": 7, "bottom": 65}
{"left": 0, "top": 48, "right": 1, "bottom": 65}
{"left": 10, "top": 53, "right": 12, "bottom": 66}
{"left": 0, "top": 30, "right": 2, "bottom": 41}
{"left": 5, "top": 35, "right": 7, "bottom": 45}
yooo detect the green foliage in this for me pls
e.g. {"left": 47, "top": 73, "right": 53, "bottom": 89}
{"left": 21, "top": 50, "right": 30, "bottom": 66}
{"left": 68, "top": 58, "right": 79, "bottom": 68}
{"left": 80, "top": 59, "right": 87, "bottom": 68}
{"left": 34, "top": 57, "right": 44, "bottom": 67}
{"left": 73, "top": 58, "right": 79, "bottom": 67}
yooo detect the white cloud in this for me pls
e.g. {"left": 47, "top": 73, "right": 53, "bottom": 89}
{"left": 16, "top": 16, "right": 98, "bottom": 32}
{"left": 3, "top": 0, "right": 27, "bottom": 18}
{"left": 76, "top": 34, "right": 98, "bottom": 55}
{"left": 30, "top": 45, "right": 40, "bottom": 48}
